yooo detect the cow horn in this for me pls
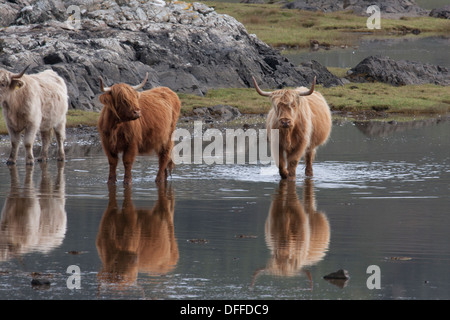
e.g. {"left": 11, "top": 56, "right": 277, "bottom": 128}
{"left": 298, "top": 76, "right": 316, "bottom": 96}
{"left": 131, "top": 72, "right": 148, "bottom": 90}
{"left": 11, "top": 65, "right": 30, "bottom": 79}
{"left": 99, "top": 77, "right": 111, "bottom": 92}
{"left": 252, "top": 76, "right": 272, "bottom": 97}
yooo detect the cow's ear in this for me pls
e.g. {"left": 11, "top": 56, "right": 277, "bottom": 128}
{"left": 99, "top": 92, "right": 112, "bottom": 106}
{"left": 10, "top": 79, "right": 24, "bottom": 90}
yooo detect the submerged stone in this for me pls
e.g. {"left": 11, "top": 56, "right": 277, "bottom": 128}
{"left": 323, "top": 269, "right": 350, "bottom": 280}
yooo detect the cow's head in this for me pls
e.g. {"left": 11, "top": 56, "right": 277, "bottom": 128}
{"left": 0, "top": 65, "right": 29, "bottom": 97}
{"left": 253, "top": 76, "right": 316, "bottom": 129}
{"left": 98, "top": 73, "right": 148, "bottom": 122}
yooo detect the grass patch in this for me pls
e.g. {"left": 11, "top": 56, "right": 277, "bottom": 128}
{"left": 1, "top": 83, "right": 448, "bottom": 135}
{"left": 203, "top": 1, "right": 450, "bottom": 48}
{"left": 179, "top": 82, "right": 450, "bottom": 117}
{"left": 320, "top": 83, "right": 450, "bottom": 114}
{"left": 0, "top": 109, "right": 100, "bottom": 135}
{"left": 66, "top": 109, "right": 99, "bottom": 127}
{"left": 179, "top": 88, "right": 272, "bottom": 115}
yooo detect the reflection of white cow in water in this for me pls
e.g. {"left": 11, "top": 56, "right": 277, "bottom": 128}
{"left": 0, "top": 163, "right": 66, "bottom": 261}
{"left": 252, "top": 179, "right": 330, "bottom": 287}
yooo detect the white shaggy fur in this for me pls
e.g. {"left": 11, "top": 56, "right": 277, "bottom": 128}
{"left": 0, "top": 67, "right": 68, "bottom": 165}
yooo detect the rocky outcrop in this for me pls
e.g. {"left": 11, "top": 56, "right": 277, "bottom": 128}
{"left": 0, "top": 0, "right": 342, "bottom": 111}
{"left": 299, "top": 60, "right": 344, "bottom": 87}
{"left": 284, "top": 0, "right": 429, "bottom": 18}
{"left": 345, "top": 56, "right": 450, "bottom": 86}
{"left": 429, "top": 5, "right": 450, "bottom": 19}
{"left": 192, "top": 105, "right": 242, "bottom": 123}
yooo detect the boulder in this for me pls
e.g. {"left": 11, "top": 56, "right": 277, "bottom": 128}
{"left": 346, "top": 56, "right": 450, "bottom": 86}
{"left": 299, "top": 60, "right": 344, "bottom": 87}
{"left": 429, "top": 5, "right": 450, "bottom": 19}
{"left": 0, "top": 0, "right": 341, "bottom": 111}
{"left": 193, "top": 105, "right": 242, "bottom": 122}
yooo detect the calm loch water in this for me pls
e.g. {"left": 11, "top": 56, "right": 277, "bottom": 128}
{"left": 0, "top": 117, "right": 449, "bottom": 300}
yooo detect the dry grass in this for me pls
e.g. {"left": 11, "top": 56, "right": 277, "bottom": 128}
{"left": 204, "top": 1, "right": 450, "bottom": 49}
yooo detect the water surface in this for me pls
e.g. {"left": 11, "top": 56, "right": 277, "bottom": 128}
{"left": 0, "top": 118, "right": 449, "bottom": 300}
{"left": 284, "top": 36, "right": 450, "bottom": 68}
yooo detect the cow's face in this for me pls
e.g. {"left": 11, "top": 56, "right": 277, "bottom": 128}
{"left": 252, "top": 76, "right": 316, "bottom": 130}
{"left": 99, "top": 84, "right": 141, "bottom": 122}
{"left": 0, "top": 70, "right": 25, "bottom": 98}
{"left": 272, "top": 91, "right": 299, "bottom": 129}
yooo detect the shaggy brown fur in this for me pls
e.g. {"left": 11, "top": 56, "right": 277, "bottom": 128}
{"left": 254, "top": 78, "right": 331, "bottom": 180}
{"left": 98, "top": 83, "right": 180, "bottom": 185}
{"left": 96, "top": 184, "right": 177, "bottom": 286}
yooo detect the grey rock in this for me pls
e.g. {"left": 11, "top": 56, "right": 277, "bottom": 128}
{"left": 430, "top": 5, "right": 450, "bottom": 19}
{"left": 299, "top": 60, "right": 344, "bottom": 87}
{"left": 284, "top": 0, "right": 428, "bottom": 17}
{"left": 0, "top": 0, "right": 341, "bottom": 111}
{"left": 193, "top": 105, "right": 241, "bottom": 122}
{"left": 346, "top": 55, "right": 450, "bottom": 85}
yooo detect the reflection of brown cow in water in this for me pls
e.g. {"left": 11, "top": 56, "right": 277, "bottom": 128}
{"left": 252, "top": 179, "right": 330, "bottom": 288}
{"left": 98, "top": 73, "right": 181, "bottom": 185}
{"left": 253, "top": 77, "right": 331, "bottom": 180}
{"left": 96, "top": 184, "right": 178, "bottom": 288}
{"left": 0, "top": 163, "right": 66, "bottom": 261}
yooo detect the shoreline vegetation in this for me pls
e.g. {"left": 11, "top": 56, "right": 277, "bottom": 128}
{"left": 1, "top": 1, "right": 449, "bottom": 134}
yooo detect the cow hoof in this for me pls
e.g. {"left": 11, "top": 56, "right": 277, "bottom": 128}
{"left": 155, "top": 177, "right": 166, "bottom": 184}
{"left": 279, "top": 172, "right": 288, "bottom": 179}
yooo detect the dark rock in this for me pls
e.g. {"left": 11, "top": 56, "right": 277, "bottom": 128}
{"left": 299, "top": 60, "right": 344, "bottom": 87}
{"left": 346, "top": 55, "right": 450, "bottom": 86}
{"left": 193, "top": 105, "right": 242, "bottom": 122}
{"left": 0, "top": 0, "right": 339, "bottom": 111}
{"left": 430, "top": 5, "right": 450, "bottom": 19}
{"left": 323, "top": 269, "right": 350, "bottom": 280}
{"left": 31, "top": 278, "right": 51, "bottom": 289}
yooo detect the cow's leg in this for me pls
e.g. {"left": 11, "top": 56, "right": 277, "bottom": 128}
{"left": 304, "top": 148, "right": 316, "bottom": 177}
{"left": 122, "top": 149, "right": 136, "bottom": 186}
{"left": 23, "top": 126, "right": 38, "bottom": 165}
{"left": 287, "top": 156, "right": 300, "bottom": 181}
{"left": 156, "top": 146, "right": 171, "bottom": 184}
{"left": 54, "top": 122, "right": 66, "bottom": 161}
{"left": 105, "top": 150, "right": 118, "bottom": 185}
{"left": 278, "top": 146, "right": 288, "bottom": 179}
{"left": 165, "top": 139, "right": 175, "bottom": 177}
{"left": 287, "top": 142, "right": 308, "bottom": 181}
{"left": 38, "top": 130, "right": 51, "bottom": 162}
{"left": 6, "top": 129, "right": 21, "bottom": 165}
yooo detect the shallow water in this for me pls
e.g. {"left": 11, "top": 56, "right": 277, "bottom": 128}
{"left": 0, "top": 118, "right": 449, "bottom": 300}
{"left": 284, "top": 36, "right": 450, "bottom": 68}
